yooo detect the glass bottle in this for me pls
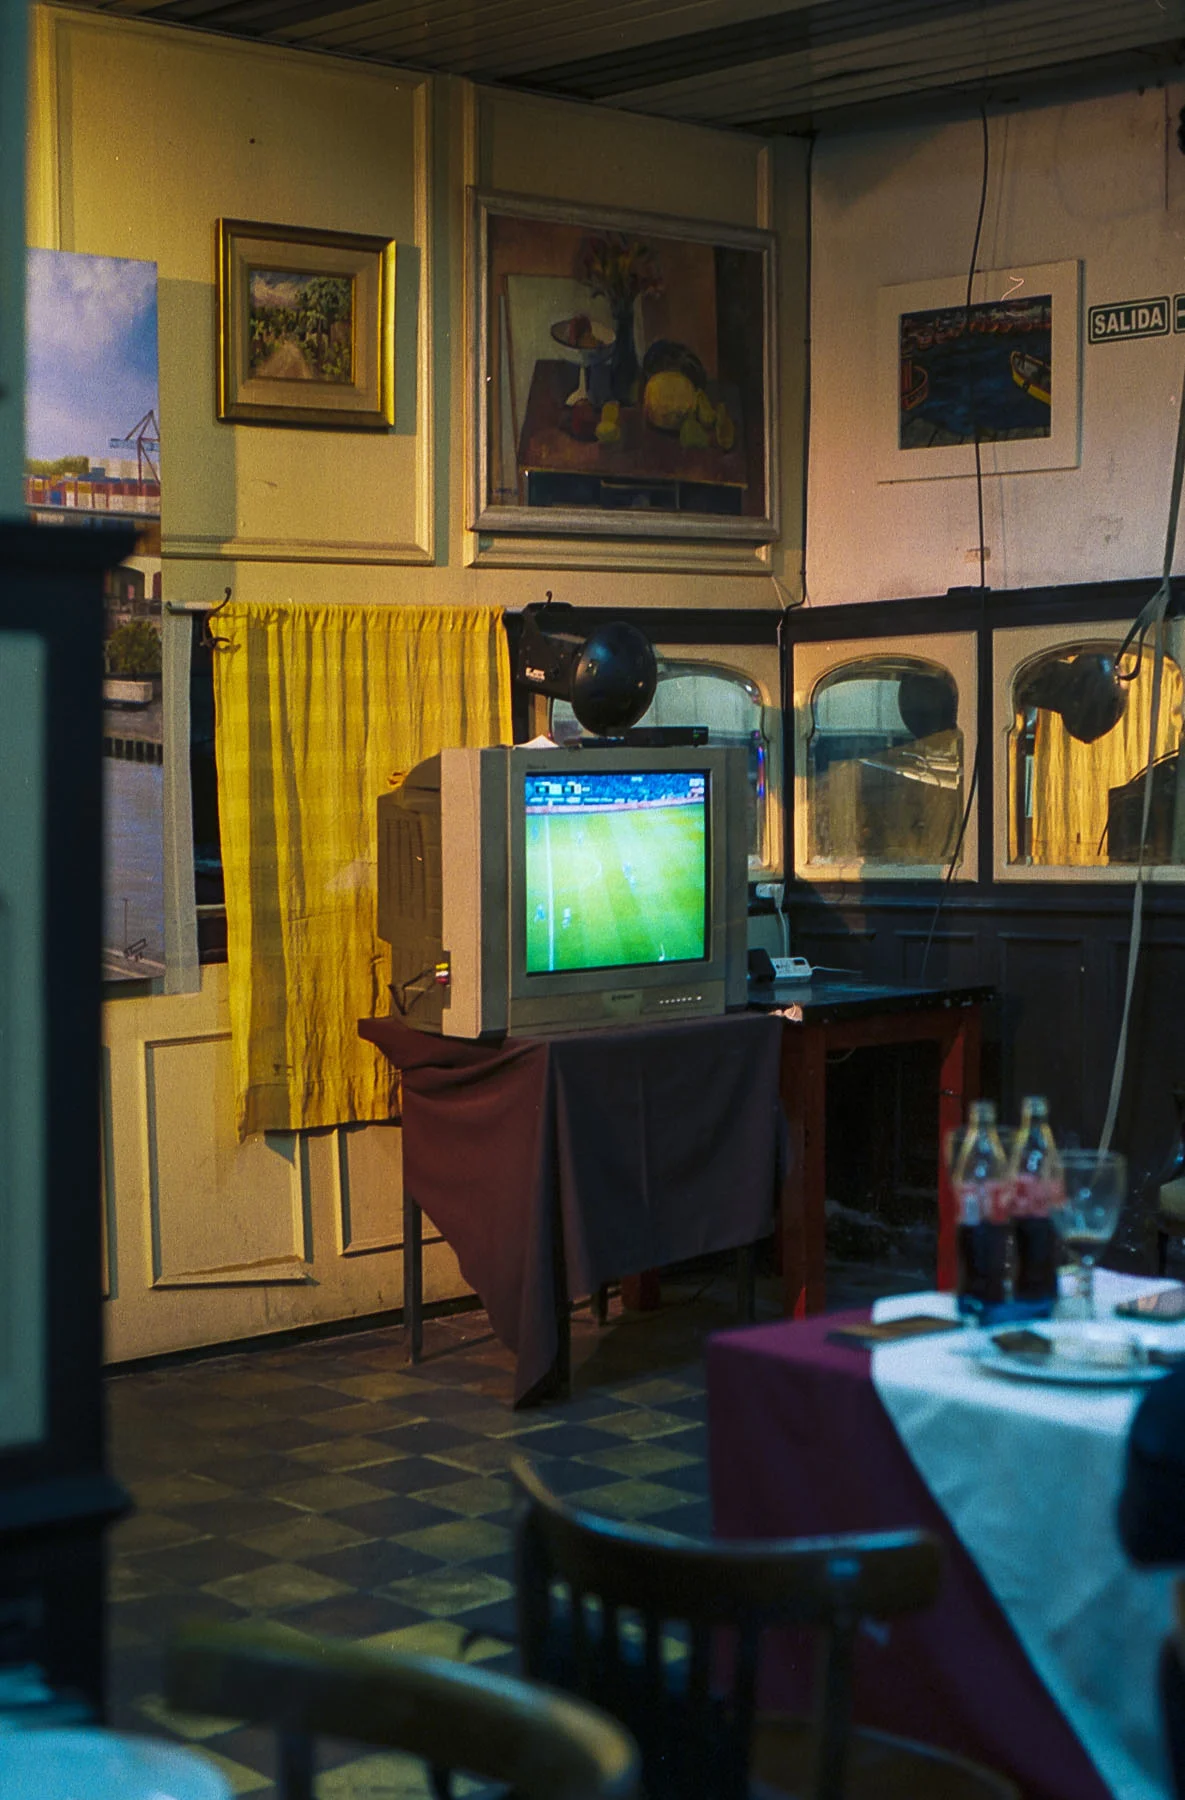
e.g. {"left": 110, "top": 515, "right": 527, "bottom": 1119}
{"left": 1008, "top": 1095, "right": 1063, "bottom": 1314}
{"left": 953, "top": 1100, "right": 1010, "bottom": 1321}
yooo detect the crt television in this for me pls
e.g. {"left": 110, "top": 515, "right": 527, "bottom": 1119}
{"left": 377, "top": 744, "right": 750, "bottom": 1038}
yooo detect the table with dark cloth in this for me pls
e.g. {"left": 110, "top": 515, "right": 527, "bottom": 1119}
{"left": 361, "top": 1011, "right": 786, "bottom": 1404}
{"left": 707, "top": 1311, "right": 1112, "bottom": 1800}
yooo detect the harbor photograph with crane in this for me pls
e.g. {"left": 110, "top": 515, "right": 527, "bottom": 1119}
{"left": 25, "top": 248, "right": 166, "bottom": 981}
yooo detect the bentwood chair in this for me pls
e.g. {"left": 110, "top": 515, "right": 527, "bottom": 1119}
{"left": 165, "top": 1622, "right": 639, "bottom": 1800}
{"left": 511, "top": 1458, "right": 1018, "bottom": 1800}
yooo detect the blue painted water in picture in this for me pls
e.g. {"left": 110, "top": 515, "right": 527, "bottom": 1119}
{"left": 104, "top": 755, "right": 165, "bottom": 977}
{"left": 902, "top": 331, "right": 1051, "bottom": 446}
{"left": 899, "top": 295, "right": 1053, "bottom": 449}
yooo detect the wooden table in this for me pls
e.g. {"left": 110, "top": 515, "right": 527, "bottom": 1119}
{"left": 751, "top": 978, "right": 993, "bottom": 1317}
{"left": 360, "top": 1010, "right": 786, "bottom": 1403}
{"left": 361, "top": 982, "right": 990, "bottom": 1394}
{"left": 707, "top": 1307, "right": 1112, "bottom": 1800}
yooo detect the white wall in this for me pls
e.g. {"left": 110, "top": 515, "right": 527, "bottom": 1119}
{"left": 807, "top": 84, "right": 1185, "bottom": 605}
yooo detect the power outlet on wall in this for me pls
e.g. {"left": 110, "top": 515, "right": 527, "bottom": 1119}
{"left": 754, "top": 882, "right": 784, "bottom": 907}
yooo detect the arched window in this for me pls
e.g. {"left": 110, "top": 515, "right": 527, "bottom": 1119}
{"left": 1007, "top": 638, "right": 1185, "bottom": 868}
{"left": 552, "top": 660, "right": 778, "bottom": 873}
{"left": 805, "top": 656, "right": 964, "bottom": 868}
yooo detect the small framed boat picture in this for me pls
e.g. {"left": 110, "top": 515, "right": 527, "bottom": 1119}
{"left": 875, "top": 260, "right": 1081, "bottom": 483}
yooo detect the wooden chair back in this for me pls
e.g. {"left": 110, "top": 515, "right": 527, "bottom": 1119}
{"left": 166, "top": 1621, "right": 639, "bottom": 1800}
{"left": 511, "top": 1455, "right": 944, "bottom": 1800}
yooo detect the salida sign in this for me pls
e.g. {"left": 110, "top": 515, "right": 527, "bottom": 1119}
{"left": 1088, "top": 296, "right": 1173, "bottom": 343}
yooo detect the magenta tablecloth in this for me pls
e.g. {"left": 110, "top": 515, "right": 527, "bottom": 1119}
{"left": 707, "top": 1311, "right": 1112, "bottom": 1800}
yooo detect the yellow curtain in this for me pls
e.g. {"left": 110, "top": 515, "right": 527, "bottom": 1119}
{"left": 1029, "top": 657, "right": 1183, "bottom": 865}
{"left": 214, "top": 602, "right": 511, "bottom": 1136}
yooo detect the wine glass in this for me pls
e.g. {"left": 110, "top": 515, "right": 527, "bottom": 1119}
{"left": 1051, "top": 1149, "right": 1126, "bottom": 1319}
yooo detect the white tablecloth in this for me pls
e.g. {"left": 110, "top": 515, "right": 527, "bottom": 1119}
{"left": 871, "top": 1271, "right": 1185, "bottom": 1800}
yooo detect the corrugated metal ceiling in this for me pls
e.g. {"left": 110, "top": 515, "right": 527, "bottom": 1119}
{"left": 59, "top": 0, "right": 1185, "bottom": 133}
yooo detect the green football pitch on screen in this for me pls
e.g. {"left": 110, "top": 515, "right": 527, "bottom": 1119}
{"left": 525, "top": 804, "right": 707, "bottom": 974}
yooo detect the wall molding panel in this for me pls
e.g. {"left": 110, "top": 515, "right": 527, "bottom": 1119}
{"left": 99, "top": 1044, "right": 116, "bottom": 1301}
{"left": 101, "top": 967, "right": 468, "bottom": 1363}
{"left": 333, "top": 1123, "right": 404, "bottom": 1259}
{"left": 144, "top": 1032, "right": 307, "bottom": 1287}
{"left": 39, "top": 9, "right": 436, "bottom": 569}
{"left": 24, "top": 1, "right": 812, "bottom": 1362}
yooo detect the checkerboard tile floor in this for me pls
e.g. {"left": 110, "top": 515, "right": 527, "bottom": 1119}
{"left": 105, "top": 1263, "right": 925, "bottom": 1796}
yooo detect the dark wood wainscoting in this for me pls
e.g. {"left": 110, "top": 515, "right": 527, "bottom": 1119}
{"left": 784, "top": 884, "right": 1185, "bottom": 1268}
{"left": 783, "top": 576, "right": 1185, "bottom": 1271}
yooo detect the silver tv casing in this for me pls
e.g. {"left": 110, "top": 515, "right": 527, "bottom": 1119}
{"left": 377, "top": 744, "right": 749, "bottom": 1040}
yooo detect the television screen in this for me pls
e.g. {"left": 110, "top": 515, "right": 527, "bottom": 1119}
{"left": 523, "top": 768, "right": 708, "bottom": 975}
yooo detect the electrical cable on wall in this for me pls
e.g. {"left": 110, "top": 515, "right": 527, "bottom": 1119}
{"left": 914, "top": 94, "right": 1181, "bottom": 1141}
{"left": 919, "top": 104, "right": 990, "bottom": 981}
{"left": 1097, "top": 376, "right": 1185, "bottom": 1151}
{"left": 794, "top": 130, "right": 818, "bottom": 611}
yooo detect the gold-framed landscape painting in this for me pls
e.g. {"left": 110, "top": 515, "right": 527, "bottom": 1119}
{"left": 216, "top": 218, "right": 395, "bottom": 429}
{"left": 470, "top": 190, "right": 778, "bottom": 542}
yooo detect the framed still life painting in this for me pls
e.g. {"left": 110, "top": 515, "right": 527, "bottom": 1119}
{"left": 876, "top": 260, "right": 1082, "bottom": 482}
{"left": 470, "top": 190, "right": 779, "bottom": 542}
{"left": 216, "top": 218, "right": 395, "bottom": 429}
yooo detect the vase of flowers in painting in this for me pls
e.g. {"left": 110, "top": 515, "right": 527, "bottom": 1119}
{"left": 608, "top": 302, "right": 640, "bottom": 405}
{"left": 577, "top": 232, "right": 663, "bottom": 406}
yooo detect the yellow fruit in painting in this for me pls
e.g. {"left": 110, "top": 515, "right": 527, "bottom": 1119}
{"left": 679, "top": 416, "right": 710, "bottom": 449}
{"left": 644, "top": 370, "right": 696, "bottom": 432}
{"left": 695, "top": 389, "right": 716, "bottom": 427}
{"left": 595, "top": 399, "right": 622, "bottom": 444}
{"left": 715, "top": 405, "right": 735, "bottom": 451}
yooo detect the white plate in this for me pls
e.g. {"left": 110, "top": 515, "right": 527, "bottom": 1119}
{"left": 0, "top": 1729, "right": 231, "bottom": 1800}
{"left": 974, "top": 1346, "right": 1166, "bottom": 1386}
{"left": 972, "top": 1325, "right": 1169, "bottom": 1386}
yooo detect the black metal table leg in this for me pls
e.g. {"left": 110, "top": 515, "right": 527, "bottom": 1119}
{"left": 404, "top": 1190, "right": 423, "bottom": 1364}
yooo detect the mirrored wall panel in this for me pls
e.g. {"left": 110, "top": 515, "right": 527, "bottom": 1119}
{"left": 995, "top": 623, "right": 1185, "bottom": 878}
{"left": 552, "top": 650, "right": 783, "bottom": 876}
{"left": 793, "top": 633, "right": 978, "bottom": 880}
